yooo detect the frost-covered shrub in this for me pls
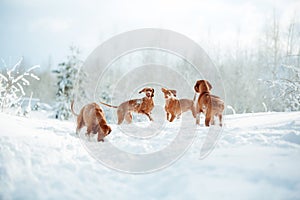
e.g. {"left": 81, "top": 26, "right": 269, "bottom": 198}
{"left": 278, "top": 65, "right": 300, "bottom": 111}
{"left": 0, "top": 58, "right": 40, "bottom": 112}
{"left": 265, "top": 65, "right": 300, "bottom": 111}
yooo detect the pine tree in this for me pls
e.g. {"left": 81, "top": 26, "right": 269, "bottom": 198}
{"left": 53, "top": 46, "right": 87, "bottom": 120}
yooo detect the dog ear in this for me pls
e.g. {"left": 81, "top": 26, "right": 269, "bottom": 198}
{"left": 161, "top": 88, "right": 166, "bottom": 93}
{"left": 107, "top": 126, "right": 112, "bottom": 135}
{"left": 206, "top": 80, "right": 212, "bottom": 90}
{"left": 101, "top": 124, "right": 111, "bottom": 135}
{"left": 139, "top": 88, "right": 145, "bottom": 93}
{"left": 151, "top": 88, "right": 154, "bottom": 97}
{"left": 171, "top": 90, "right": 177, "bottom": 97}
{"left": 194, "top": 81, "right": 200, "bottom": 93}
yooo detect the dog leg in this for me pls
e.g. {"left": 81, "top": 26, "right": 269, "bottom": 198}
{"left": 205, "top": 105, "right": 212, "bottom": 126}
{"left": 191, "top": 106, "right": 196, "bottom": 118}
{"left": 196, "top": 113, "right": 200, "bottom": 125}
{"left": 85, "top": 132, "right": 91, "bottom": 141}
{"left": 205, "top": 115, "right": 211, "bottom": 127}
{"left": 169, "top": 115, "right": 176, "bottom": 122}
{"left": 86, "top": 127, "right": 93, "bottom": 141}
{"left": 76, "top": 116, "right": 84, "bottom": 135}
{"left": 166, "top": 112, "right": 170, "bottom": 121}
{"left": 144, "top": 113, "right": 153, "bottom": 121}
{"left": 76, "top": 126, "right": 81, "bottom": 135}
{"left": 125, "top": 112, "right": 133, "bottom": 123}
{"left": 117, "top": 109, "right": 125, "bottom": 125}
{"left": 210, "top": 116, "right": 215, "bottom": 125}
{"left": 219, "top": 114, "right": 223, "bottom": 127}
{"left": 97, "top": 133, "right": 105, "bottom": 142}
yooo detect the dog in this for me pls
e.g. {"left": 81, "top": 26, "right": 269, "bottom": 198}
{"left": 194, "top": 80, "right": 224, "bottom": 126}
{"left": 71, "top": 101, "right": 112, "bottom": 142}
{"left": 99, "top": 87, "right": 155, "bottom": 124}
{"left": 161, "top": 87, "right": 196, "bottom": 122}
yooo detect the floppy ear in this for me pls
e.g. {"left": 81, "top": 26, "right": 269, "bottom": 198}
{"left": 206, "top": 80, "right": 212, "bottom": 90}
{"left": 107, "top": 126, "right": 112, "bottom": 135}
{"left": 171, "top": 90, "right": 177, "bottom": 97}
{"left": 101, "top": 124, "right": 111, "bottom": 135}
{"left": 194, "top": 81, "right": 200, "bottom": 93}
{"left": 151, "top": 88, "right": 154, "bottom": 97}
{"left": 139, "top": 88, "right": 145, "bottom": 93}
{"left": 161, "top": 88, "right": 167, "bottom": 93}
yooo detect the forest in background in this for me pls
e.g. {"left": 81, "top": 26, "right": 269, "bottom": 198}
{"left": 1, "top": 12, "right": 299, "bottom": 118}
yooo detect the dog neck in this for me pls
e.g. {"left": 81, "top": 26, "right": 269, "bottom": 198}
{"left": 143, "top": 96, "right": 152, "bottom": 101}
{"left": 165, "top": 96, "right": 177, "bottom": 106}
{"left": 199, "top": 91, "right": 210, "bottom": 100}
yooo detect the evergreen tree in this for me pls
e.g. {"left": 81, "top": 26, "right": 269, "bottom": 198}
{"left": 53, "top": 46, "right": 87, "bottom": 120}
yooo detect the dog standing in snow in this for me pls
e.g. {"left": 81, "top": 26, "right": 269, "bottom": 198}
{"left": 161, "top": 87, "right": 196, "bottom": 122}
{"left": 194, "top": 80, "right": 224, "bottom": 126}
{"left": 71, "top": 101, "right": 111, "bottom": 142}
{"left": 99, "top": 87, "right": 155, "bottom": 124}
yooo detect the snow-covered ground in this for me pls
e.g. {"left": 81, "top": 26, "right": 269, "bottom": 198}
{"left": 0, "top": 111, "right": 300, "bottom": 200}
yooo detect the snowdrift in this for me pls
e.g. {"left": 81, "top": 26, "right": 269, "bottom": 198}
{"left": 0, "top": 111, "right": 300, "bottom": 199}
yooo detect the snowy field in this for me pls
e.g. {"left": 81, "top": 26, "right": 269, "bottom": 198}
{"left": 0, "top": 111, "right": 300, "bottom": 200}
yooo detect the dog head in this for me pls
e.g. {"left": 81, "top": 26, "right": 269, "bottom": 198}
{"left": 161, "top": 88, "right": 177, "bottom": 99}
{"left": 102, "top": 124, "right": 112, "bottom": 136}
{"left": 97, "top": 124, "right": 112, "bottom": 142}
{"left": 194, "top": 80, "right": 212, "bottom": 94}
{"left": 139, "top": 87, "right": 154, "bottom": 98}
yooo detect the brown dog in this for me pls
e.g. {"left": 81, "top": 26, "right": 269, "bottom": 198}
{"left": 71, "top": 101, "right": 111, "bottom": 142}
{"left": 99, "top": 87, "right": 155, "bottom": 124}
{"left": 194, "top": 80, "right": 224, "bottom": 126}
{"left": 161, "top": 88, "right": 196, "bottom": 122}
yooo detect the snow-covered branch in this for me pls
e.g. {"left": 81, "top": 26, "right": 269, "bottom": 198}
{"left": 0, "top": 58, "right": 40, "bottom": 112}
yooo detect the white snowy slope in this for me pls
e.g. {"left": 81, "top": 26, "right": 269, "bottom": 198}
{"left": 0, "top": 111, "right": 300, "bottom": 200}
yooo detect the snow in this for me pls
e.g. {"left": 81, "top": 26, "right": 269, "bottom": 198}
{"left": 0, "top": 111, "right": 300, "bottom": 199}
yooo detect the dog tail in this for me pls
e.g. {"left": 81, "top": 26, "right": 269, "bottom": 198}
{"left": 99, "top": 101, "right": 118, "bottom": 108}
{"left": 70, "top": 100, "right": 79, "bottom": 116}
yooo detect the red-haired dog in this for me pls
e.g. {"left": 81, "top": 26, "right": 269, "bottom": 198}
{"left": 161, "top": 88, "right": 196, "bottom": 122}
{"left": 194, "top": 80, "right": 224, "bottom": 126}
{"left": 99, "top": 87, "right": 155, "bottom": 124}
{"left": 71, "top": 101, "right": 111, "bottom": 142}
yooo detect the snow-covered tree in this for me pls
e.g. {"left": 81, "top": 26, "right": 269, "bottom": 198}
{"left": 262, "top": 14, "right": 300, "bottom": 111}
{"left": 210, "top": 12, "right": 300, "bottom": 113}
{"left": 266, "top": 65, "right": 300, "bottom": 111}
{"left": 53, "top": 46, "right": 87, "bottom": 120}
{"left": 0, "top": 58, "right": 40, "bottom": 112}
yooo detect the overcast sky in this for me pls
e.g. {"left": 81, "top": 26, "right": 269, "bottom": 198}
{"left": 0, "top": 0, "right": 299, "bottom": 68}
